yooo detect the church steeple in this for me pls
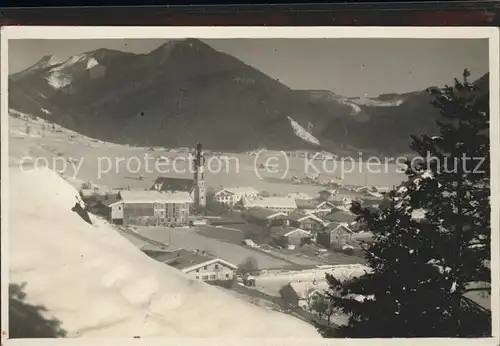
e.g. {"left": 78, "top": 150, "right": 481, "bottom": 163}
{"left": 193, "top": 143, "right": 206, "bottom": 208}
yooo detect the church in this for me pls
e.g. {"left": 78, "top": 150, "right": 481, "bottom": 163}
{"left": 151, "top": 143, "right": 207, "bottom": 209}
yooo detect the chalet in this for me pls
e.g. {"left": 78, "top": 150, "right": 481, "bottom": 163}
{"left": 243, "top": 196, "right": 297, "bottom": 213}
{"left": 270, "top": 226, "right": 312, "bottom": 248}
{"left": 242, "top": 207, "right": 287, "bottom": 227}
{"left": 280, "top": 280, "right": 330, "bottom": 310}
{"left": 285, "top": 211, "right": 326, "bottom": 231}
{"left": 317, "top": 222, "right": 354, "bottom": 249}
{"left": 311, "top": 200, "right": 343, "bottom": 218}
{"left": 214, "top": 187, "right": 259, "bottom": 207}
{"left": 151, "top": 176, "right": 195, "bottom": 195}
{"left": 107, "top": 190, "right": 193, "bottom": 226}
{"left": 146, "top": 249, "right": 237, "bottom": 282}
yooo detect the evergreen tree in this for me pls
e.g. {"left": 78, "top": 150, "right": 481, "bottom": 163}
{"left": 318, "top": 70, "right": 491, "bottom": 338}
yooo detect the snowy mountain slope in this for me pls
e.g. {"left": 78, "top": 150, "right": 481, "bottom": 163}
{"left": 9, "top": 41, "right": 322, "bottom": 152}
{"left": 45, "top": 71, "right": 72, "bottom": 89}
{"left": 348, "top": 97, "right": 405, "bottom": 107}
{"left": 9, "top": 55, "right": 62, "bottom": 82}
{"left": 287, "top": 116, "right": 320, "bottom": 146}
{"left": 8, "top": 167, "right": 321, "bottom": 338}
{"left": 8, "top": 39, "right": 490, "bottom": 155}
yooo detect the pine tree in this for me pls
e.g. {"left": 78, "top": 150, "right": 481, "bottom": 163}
{"left": 318, "top": 70, "right": 491, "bottom": 338}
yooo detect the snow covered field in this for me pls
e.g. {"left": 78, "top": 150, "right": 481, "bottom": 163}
{"left": 135, "top": 226, "right": 292, "bottom": 269}
{"left": 8, "top": 114, "right": 405, "bottom": 196}
{"left": 252, "top": 265, "right": 371, "bottom": 297}
{"left": 7, "top": 167, "right": 321, "bottom": 338}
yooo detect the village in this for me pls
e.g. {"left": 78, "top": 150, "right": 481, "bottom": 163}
{"left": 77, "top": 143, "right": 390, "bottom": 328}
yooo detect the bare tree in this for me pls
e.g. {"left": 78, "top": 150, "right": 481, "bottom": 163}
{"left": 237, "top": 257, "right": 259, "bottom": 276}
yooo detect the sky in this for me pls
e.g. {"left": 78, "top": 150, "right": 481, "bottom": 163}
{"left": 9, "top": 38, "right": 489, "bottom": 97}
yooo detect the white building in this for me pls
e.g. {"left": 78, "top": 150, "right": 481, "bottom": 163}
{"left": 243, "top": 196, "right": 297, "bottom": 213}
{"left": 214, "top": 187, "right": 260, "bottom": 207}
{"left": 147, "top": 249, "right": 238, "bottom": 282}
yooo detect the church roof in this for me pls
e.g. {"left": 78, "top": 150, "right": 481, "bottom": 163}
{"left": 152, "top": 176, "right": 195, "bottom": 192}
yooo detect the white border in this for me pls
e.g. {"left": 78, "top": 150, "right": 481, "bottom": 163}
{"left": 1, "top": 26, "right": 499, "bottom": 346}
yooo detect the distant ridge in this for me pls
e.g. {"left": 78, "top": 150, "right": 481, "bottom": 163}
{"left": 8, "top": 39, "right": 490, "bottom": 156}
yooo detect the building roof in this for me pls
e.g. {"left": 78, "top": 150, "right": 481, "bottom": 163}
{"left": 287, "top": 192, "right": 314, "bottom": 200}
{"left": 326, "top": 222, "right": 354, "bottom": 233}
{"left": 146, "top": 248, "right": 238, "bottom": 273}
{"left": 119, "top": 190, "right": 193, "bottom": 204}
{"left": 319, "top": 189, "right": 337, "bottom": 195}
{"left": 162, "top": 191, "right": 193, "bottom": 203}
{"left": 244, "top": 207, "right": 287, "bottom": 221}
{"left": 359, "top": 198, "right": 382, "bottom": 207}
{"left": 217, "top": 187, "right": 260, "bottom": 195}
{"left": 100, "top": 194, "right": 122, "bottom": 206}
{"left": 146, "top": 248, "right": 204, "bottom": 264}
{"left": 246, "top": 197, "right": 297, "bottom": 210}
{"left": 324, "top": 210, "right": 357, "bottom": 223}
{"left": 271, "top": 226, "right": 311, "bottom": 237}
{"left": 295, "top": 199, "right": 321, "bottom": 209}
{"left": 287, "top": 211, "right": 325, "bottom": 224}
{"left": 316, "top": 201, "right": 341, "bottom": 210}
{"left": 152, "top": 176, "right": 195, "bottom": 192}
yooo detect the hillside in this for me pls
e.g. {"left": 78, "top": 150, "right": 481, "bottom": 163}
{"left": 8, "top": 38, "right": 490, "bottom": 155}
{"left": 8, "top": 166, "right": 321, "bottom": 338}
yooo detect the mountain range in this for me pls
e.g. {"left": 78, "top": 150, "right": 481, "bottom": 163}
{"left": 8, "top": 38, "right": 489, "bottom": 156}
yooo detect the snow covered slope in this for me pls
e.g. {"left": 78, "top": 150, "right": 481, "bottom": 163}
{"left": 8, "top": 167, "right": 321, "bottom": 338}
{"left": 287, "top": 116, "right": 320, "bottom": 146}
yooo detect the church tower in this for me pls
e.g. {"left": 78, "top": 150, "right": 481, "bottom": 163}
{"left": 193, "top": 143, "right": 206, "bottom": 208}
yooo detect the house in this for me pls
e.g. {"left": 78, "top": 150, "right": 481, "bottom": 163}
{"left": 285, "top": 211, "right": 326, "bottom": 231}
{"left": 317, "top": 222, "right": 354, "bottom": 249}
{"left": 214, "top": 187, "right": 260, "bottom": 207}
{"left": 373, "top": 186, "right": 391, "bottom": 194}
{"left": 294, "top": 198, "right": 321, "bottom": 212}
{"left": 92, "top": 193, "right": 121, "bottom": 215}
{"left": 311, "top": 200, "right": 343, "bottom": 218}
{"left": 242, "top": 207, "right": 287, "bottom": 227}
{"left": 243, "top": 196, "right": 297, "bottom": 213}
{"left": 146, "top": 249, "right": 237, "bottom": 282}
{"left": 270, "top": 226, "right": 312, "bottom": 248}
{"left": 359, "top": 196, "right": 383, "bottom": 208}
{"left": 279, "top": 280, "right": 330, "bottom": 310}
{"left": 318, "top": 189, "right": 339, "bottom": 202}
{"left": 107, "top": 190, "right": 193, "bottom": 226}
{"left": 151, "top": 176, "right": 195, "bottom": 195}
{"left": 355, "top": 186, "right": 371, "bottom": 194}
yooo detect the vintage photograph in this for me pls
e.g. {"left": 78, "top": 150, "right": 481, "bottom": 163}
{"left": 2, "top": 27, "right": 497, "bottom": 340}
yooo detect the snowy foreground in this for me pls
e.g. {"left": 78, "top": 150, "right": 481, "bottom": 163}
{"left": 8, "top": 167, "right": 321, "bottom": 338}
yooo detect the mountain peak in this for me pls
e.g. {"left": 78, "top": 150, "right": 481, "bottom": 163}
{"left": 39, "top": 55, "right": 62, "bottom": 66}
{"left": 153, "top": 38, "right": 212, "bottom": 54}
{"left": 9, "top": 54, "right": 62, "bottom": 77}
{"left": 27, "top": 55, "right": 62, "bottom": 71}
